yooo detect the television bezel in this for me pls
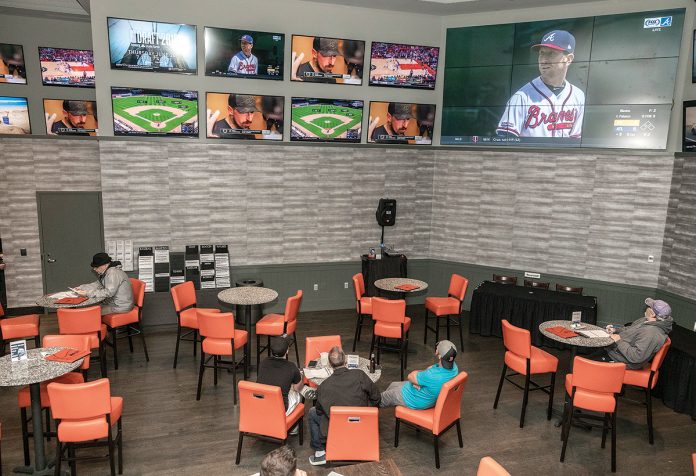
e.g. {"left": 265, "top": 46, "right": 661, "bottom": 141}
{"left": 38, "top": 46, "right": 96, "bottom": 89}
{"left": 368, "top": 40, "right": 440, "bottom": 91}
{"left": 205, "top": 91, "right": 285, "bottom": 140}
{"left": 290, "top": 34, "right": 366, "bottom": 86}
{"left": 367, "top": 101, "right": 437, "bottom": 145}
{"left": 290, "top": 96, "right": 364, "bottom": 143}
{"left": 0, "top": 95, "right": 31, "bottom": 135}
{"left": 0, "top": 43, "right": 28, "bottom": 85}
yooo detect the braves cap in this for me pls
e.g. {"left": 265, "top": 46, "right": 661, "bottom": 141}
{"left": 533, "top": 30, "right": 575, "bottom": 54}
{"left": 388, "top": 103, "right": 413, "bottom": 120}
{"left": 229, "top": 94, "right": 257, "bottom": 113}
{"left": 645, "top": 298, "right": 671, "bottom": 319}
{"left": 240, "top": 34, "right": 254, "bottom": 44}
{"left": 313, "top": 37, "right": 339, "bottom": 56}
{"left": 63, "top": 100, "right": 88, "bottom": 116}
{"left": 436, "top": 340, "right": 457, "bottom": 369}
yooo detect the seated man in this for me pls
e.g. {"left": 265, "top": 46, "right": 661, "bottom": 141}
{"left": 308, "top": 346, "right": 381, "bottom": 466}
{"left": 74, "top": 252, "right": 133, "bottom": 315}
{"left": 257, "top": 336, "right": 304, "bottom": 417}
{"left": 380, "top": 340, "right": 459, "bottom": 409}
{"left": 252, "top": 445, "right": 307, "bottom": 476}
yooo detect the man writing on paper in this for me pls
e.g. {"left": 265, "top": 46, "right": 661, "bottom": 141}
{"left": 73, "top": 252, "right": 133, "bottom": 315}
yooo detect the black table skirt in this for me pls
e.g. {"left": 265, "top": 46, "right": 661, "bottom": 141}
{"left": 361, "top": 253, "right": 407, "bottom": 298}
{"left": 469, "top": 281, "right": 598, "bottom": 348}
{"left": 653, "top": 325, "right": 696, "bottom": 420}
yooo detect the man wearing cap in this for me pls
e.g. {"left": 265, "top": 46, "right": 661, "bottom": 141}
{"left": 73, "top": 252, "right": 134, "bottom": 315}
{"left": 46, "top": 100, "right": 93, "bottom": 136}
{"left": 293, "top": 37, "right": 340, "bottom": 84}
{"left": 370, "top": 102, "right": 413, "bottom": 144}
{"left": 228, "top": 34, "right": 258, "bottom": 75}
{"left": 209, "top": 94, "right": 258, "bottom": 140}
{"left": 257, "top": 336, "right": 304, "bottom": 416}
{"left": 379, "top": 340, "right": 459, "bottom": 409}
{"left": 497, "top": 29, "right": 585, "bottom": 140}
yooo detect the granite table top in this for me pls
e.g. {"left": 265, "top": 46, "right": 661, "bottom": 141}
{"left": 305, "top": 356, "right": 381, "bottom": 386}
{"left": 0, "top": 347, "right": 84, "bottom": 387}
{"left": 36, "top": 294, "right": 104, "bottom": 309}
{"left": 539, "top": 320, "right": 614, "bottom": 348}
{"left": 217, "top": 287, "right": 278, "bottom": 306}
{"left": 374, "top": 278, "right": 428, "bottom": 293}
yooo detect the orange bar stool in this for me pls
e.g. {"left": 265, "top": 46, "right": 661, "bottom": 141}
{"left": 370, "top": 298, "right": 411, "bottom": 380}
{"left": 196, "top": 310, "right": 248, "bottom": 404}
{"left": 493, "top": 319, "right": 558, "bottom": 428}
{"left": 0, "top": 303, "right": 40, "bottom": 355}
{"left": 102, "top": 278, "right": 149, "bottom": 370}
{"left": 351, "top": 273, "right": 372, "bottom": 351}
{"left": 57, "top": 305, "right": 108, "bottom": 377}
{"left": 622, "top": 337, "right": 671, "bottom": 444}
{"left": 477, "top": 456, "right": 511, "bottom": 476}
{"left": 326, "top": 407, "right": 379, "bottom": 464}
{"left": 47, "top": 378, "right": 123, "bottom": 475}
{"left": 305, "top": 336, "right": 342, "bottom": 388}
{"left": 423, "top": 274, "right": 468, "bottom": 350}
{"left": 170, "top": 281, "right": 220, "bottom": 369}
{"left": 394, "top": 371, "right": 468, "bottom": 469}
{"left": 235, "top": 380, "right": 304, "bottom": 465}
{"left": 560, "top": 357, "right": 626, "bottom": 473}
{"left": 256, "top": 290, "right": 302, "bottom": 369}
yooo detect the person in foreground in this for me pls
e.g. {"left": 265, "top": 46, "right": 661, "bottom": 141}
{"left": 379, "top": 340, "right": 459, "bottom": 409}
{"left": 308, "top": 346, "right": 381, "bottom": 466}
{"left": 74, "top": 252, "right": 133, "bottom": 315}
{"left": 256, "top": 336, "right": 304, "bottom": 420}
{"left": 252, "top": 445, "right": 307, "bottom": 476}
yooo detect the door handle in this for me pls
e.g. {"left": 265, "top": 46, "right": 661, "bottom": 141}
{"left": 47, "top": 254, "right": 57, "bottom": 263}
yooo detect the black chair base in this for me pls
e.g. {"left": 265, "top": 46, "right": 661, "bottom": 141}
{"left": 423, "top": 308, "right": 464, "bottom": 351}
{"left": 54, "top": 417, "right": 123, "bottom": 476}
{"left": 352, "top": 312, "right": 371, "bottom": 352}
{"left": 173, "top": 325, "right": 199, "bottom": 369}
{"left": 370, "top": 332, "right": 409, "bottom": 381}
{"left": 560, "top": 397, "right": 618, "bottom": 473}
{"left": 235, "top": 422, "right": 304, "bottom": 465}
{"left": 394, "top": 417, "right": 463, "bottom": 469}
{"left": 104, "top": 323, "right": 149, "bottom": 371}
{"left": 493, "top": 363, "right": 556, "bottom": 428}
{"left": 196, "top": 345, "right": 248, "bottom": 404}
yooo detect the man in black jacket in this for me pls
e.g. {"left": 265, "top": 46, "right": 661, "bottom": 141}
{"left": 308, "top": 347, "right": 380, "bottom": 466}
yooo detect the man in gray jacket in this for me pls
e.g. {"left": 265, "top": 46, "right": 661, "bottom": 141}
{"left": 75, "top": 252, "right": 134, "bottom": 315}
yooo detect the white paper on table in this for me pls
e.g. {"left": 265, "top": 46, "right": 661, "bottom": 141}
{"left": 327, "top": 472, "right": 345, "bottom": 476}
{"left": 577, "top": 329, "right": 611, "bottom": 338}
{"left": 50, "top": 291, "right": 78, "bottom": 299}
{"left": 303, "top": 367, "right": 333, "bottom": 379}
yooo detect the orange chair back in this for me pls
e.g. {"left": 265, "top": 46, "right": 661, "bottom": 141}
{"left": 198, "top": 310, "right": 235, "bottom": 339}
{"left": 129, "top": 278, "right": 145, "bottom": 309}
{"left": 238, "top": 381, "right": 288, "bottom": 439}
{"left": 650, "top": 337, "right": 671, "bottom": 373}
{"left": 372, "top": 297, "right": 406, "bottom": 324}
{"left": 171, "top": 281, "right": 196, "bottom": 312}
{"left": 305, "top": 335, "right": 342, "bottom": 367}
{"left": 43, "top": 334, "right": 92, "bottom": 370}
{"left": 284, "top": 290, "right": 303, "bottom": 323}
{"left": 352, "top": 273, "right": 366, "bottom": 302}
{"left": 571, "top": 357, "right": 625, "bottom": 394}
{"left": 326, "top": 406, "right": 379, "bottom": 462}
{"left": 477, "top": 456, "right": 511, "bottom": 476}
{"left": 433, "top": 371, "right": 468, "bottom": 434}
{"left": 0, "top": 302, "right": 4, "bottom": 317}
{"left": 448, "top": 274, "right": 469, "bottom": 302}
{"left": 501, "top": 319, "right": 531, "bottom": 359}
{"left": 47, "top": 378, "right": 112, "bottom": 421}
{"left": 57, "top": 306, "right": 102, "bottom": 335}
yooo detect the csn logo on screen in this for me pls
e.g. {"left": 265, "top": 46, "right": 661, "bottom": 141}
{"left": 643, "top": 16, "right": 672, "bottom": 28}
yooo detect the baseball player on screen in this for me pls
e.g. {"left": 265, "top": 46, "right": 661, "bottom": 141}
{"left": 497, "top": 30, "right": 585, "bottom": 139}
{"left": 228, "top": 35, "right": 258, "bottom": 75}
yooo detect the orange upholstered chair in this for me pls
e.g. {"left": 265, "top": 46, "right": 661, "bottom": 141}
{"left": 394, "top": 371, "right": 468, "bottom": 469}
{"left": 477, "top": 456, "right": 511, "bottom": 476}
{"left": 326, "top": 407, "right": 379, "bottom": 463}
{"left": 560, "top": 357, "right": 626, "bottom": 473}
{"left": 370, "top": 297, "right": 411, "bottom": 380}
{"left": 47, "top": 378, "right": 123, "bottom": 475}
{"left": 692, "top": 453, "right": 695, "bottom": 476}
{"left": 351, "top": 273, "right": 372, "bottom": 351}
{"left": 622, "top": 337, "right": 671, "bottom": 444}
{"left": 102, "top": 278, "right": 149, "bottom": 370}
{"left": 494, "top": 319, "right": 558, "bottom": 428}
{"left": 170, "top": 281, "right": 220, "bottom": 369}
{"left": 305, "top": 335, "right": 342, "bottom": 388}
{"left": 57, "top": 306, "right": 107, "bottom": 377}
{"left": 0, "top": 302, "right": 40, "bottom": 354}
{"left": 423, "top": 274, "right": 468, "bottom": 349}
{"left": 196, "top": 310, "right": 248, "bottom": 404}
{"left": 256, "top": 290, "right": 302, "bottom": 369}
{"left": 235, "top": 380, "right": 304, "bottom": 465}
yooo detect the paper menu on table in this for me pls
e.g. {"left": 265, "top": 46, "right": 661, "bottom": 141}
{"left": 577, "top": 329, "right": 611, "bottom": 338}
{"left": 303, "top": 367, "right": 333, "bottom": 379}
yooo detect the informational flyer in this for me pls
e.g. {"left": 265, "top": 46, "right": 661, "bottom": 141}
{"left": 137, "top": 247, "right": 154, "bottom": 292}
{"left": 154, "top": 245, "right": 170, "bottom": 292}
{"left": 214, "top": 244, "right": 230, "bottom": 288}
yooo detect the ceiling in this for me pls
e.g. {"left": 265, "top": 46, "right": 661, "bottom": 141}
{"left": 0, "top": 0, "right": 88, "bottom": 15}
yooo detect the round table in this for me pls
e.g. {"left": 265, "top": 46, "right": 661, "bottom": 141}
{"left": 217, "top": 287, "right": 278, "bottom": 374}
{"left": 374, "top": 278, "right": 428, "bottom": 298}
{"left": 0, "top": 347, "right": 84, "bottom": 474}
{"left": 306, "top": 357, "right": 381, "bottom": 386}
{"left": 36, "top": 294, "right": 104, "bottom": 309}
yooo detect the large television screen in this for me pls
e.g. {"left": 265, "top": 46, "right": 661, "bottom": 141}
{"left": 369, "top": 42, "right": 439, "bottom": 90}
{"left": 0, "top": 96, "right": 30, "bottom": 134}
{"left": 0, "top": 43, "right": 27, "bottom": 84}
{"left": 368, "top": 102, "right": 435, "bottom": 145}
{"left": 441, "top": 9, "right": 684, "bottom": 149}
{"left": 291, "top": 35, "right": 364, "bottom": 85}
{"left": 107, "top": 17, "right": 197, "bottom": 74}
{"left": 206, "top": 92, "right": 283, "bottom": 140}
{"left": 112, "top": 87, "right": 198, "bottom": 137}
{"left": 291, "top": 97, "right": 363, "bottom": 142}
{"left": 205, "top": 27, "right": 284, "bottom": 80}
{"left": 683, "top": 100, "right": 696, "bottom": 152}
{"left": 39, "top": 47, "right": 95, "bottom": 88}
{"left": 44, "top": 99, "right": 98, "bottom": 136}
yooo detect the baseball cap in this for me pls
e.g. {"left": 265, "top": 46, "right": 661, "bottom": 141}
{"left": 313, "top": 37, "right": 339, "bottom": 56}
{"left": 532, "top": 30, "right": 575, "bottom": 54}
{"left": 436, "top": 340, "right": 457, "bottom": 369}
{"left": 269, "top": 336, "right": 290, "bottom": 357}
{"left": 388, "top": 103, "right": 413, "bottom": 120}
{"left": 63, "top": 100, "right": 88, "bottom": 116}
{"left": 645, "top": 298, "right": 671, "bottom": 319}
{"left": 90, "top": 252, "right": 112, "bottom": 268}
{"left": 240, "top": 34, "right": 254, "bottom": 44}
{"left": 229, "top": 94, "right": 257, "bottom": 113}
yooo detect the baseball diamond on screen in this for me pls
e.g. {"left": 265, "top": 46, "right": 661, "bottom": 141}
{"left": 291, "top": 98, "right": 363, "bottom": 142}
{"left": 111, "top": 87, "right": 198, "bottom": 137}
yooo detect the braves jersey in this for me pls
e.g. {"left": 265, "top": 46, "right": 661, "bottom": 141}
{"left": 497, "top": 77, "right": 585, "bottom": 138}
{"left": 228, "top": 52, "right": 258, "bottom": 75}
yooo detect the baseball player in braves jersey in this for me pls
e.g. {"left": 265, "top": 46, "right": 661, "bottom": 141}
{"left": 228, "top": 34, "right": 258, "bottom": 75}
{"left": 497, "top": 30, "right": 585, "bottom": 139}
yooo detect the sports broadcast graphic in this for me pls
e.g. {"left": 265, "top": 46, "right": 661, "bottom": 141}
{"left": 39, "top": 47, "right": 95, "bottom": 88}
{"left": 205, "top": 27, "right": 284, "bottom": 80}
{"left": 291, "top": 97, "right": 363, "bottom": 143}
{"left": 112, "top": 87, "right": 198, "bottom": 137}
{"left": 291, "top": 36, "right": 365, "bottom": 85}
{"left": 0, "top": 96, "right": 30, "bottom": 135}
{"left": 207, "top": 92, "right": 283, "bottom": 140}
{"left": 44, "top": 99, "right": 98, "bottom": 136}
{"left": 0, "top": 44, "right": 27, "bottom": 84}
{"left": 369, "top": 42, "right": 439, "bottom": 90}
{"left": 108, "top": 17, "right": 197, "bottom": 74}
{"left": 368, "top": 102, "right": 435, "bottom": 145}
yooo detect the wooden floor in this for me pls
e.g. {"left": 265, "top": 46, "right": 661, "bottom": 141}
{"left": 0, "top": 307, "right": 694, "bottom": 475}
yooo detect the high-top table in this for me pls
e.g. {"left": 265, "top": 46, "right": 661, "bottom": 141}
{"left": 305, "top": 356, "right": 381, "bottom": 386}
{"left": 36, "top": 293, "right": 104, "bottom": 309}
{"left": 0, "top": 347, "right": 83, "bottom": 475}
{"left": 374, "top": 278, "right": 428, "bottom": 300}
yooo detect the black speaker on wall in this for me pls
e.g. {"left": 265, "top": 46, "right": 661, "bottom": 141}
{"left": 376, "top": 198, "right": 397, "bottom": 226}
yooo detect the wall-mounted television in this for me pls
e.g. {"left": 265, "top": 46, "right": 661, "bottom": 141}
{"left": 0, "top": 96, "right": 30, "bottom": 134}
{"left": 683, "top": 100, "right": 696, "bottom": 152}
{"left": 107, "top": 17, "right": 197, "bottom": 74}
{"left": 368, "top": 102, "right": 435, "bottom": 145}
{"left": 291, "top": 97, "right": 363, "bottom": 142}
{"left": 0, "top": 43, "right": 27, "bottom": 84}
{"left": 369, "top": 41, "right": 439, "bottom": 90}
{"left": 291, "top": 35, "right": 364, "bottom": 85}
{"left": 111, "top": 87, "right": 198, "bottom": 137}
{"left": 44, "top": 99, "right": 97, "bottom": 136}
{"left": 206, "top": 92, "right": 283, "bottom": 140}
{"left": 39, "top": 47, "right": 95, "bottom": 88}
{"left": 205, "top": 27, "right": 284, "bottom": 80}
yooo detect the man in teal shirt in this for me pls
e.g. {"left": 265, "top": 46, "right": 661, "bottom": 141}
{"left": 380, "top": 340, "right": 459, "bottom": 409}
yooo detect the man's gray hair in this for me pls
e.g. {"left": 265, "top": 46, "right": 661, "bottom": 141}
{"left": 328, "top": 346, "right": 345, "bottom": 368}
